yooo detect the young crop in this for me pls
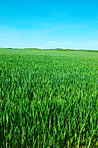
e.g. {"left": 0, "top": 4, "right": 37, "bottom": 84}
{"left": 0, "top": 50, "right": 98, "bottom": 147}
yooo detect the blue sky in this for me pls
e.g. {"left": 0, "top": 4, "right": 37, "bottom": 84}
{"left": 0, "top": 0, "right": 98, "bottom": 49}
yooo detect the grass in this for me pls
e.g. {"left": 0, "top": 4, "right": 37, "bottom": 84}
{"left": 0, "top": 48, "right": 98, "bottom": 147}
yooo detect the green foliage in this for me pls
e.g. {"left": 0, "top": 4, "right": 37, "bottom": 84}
{"left": 0, "top": 50, "right": 98, "bottom": 147}
{"left": 0, "top": 48, "right": 98, "bottom": 52}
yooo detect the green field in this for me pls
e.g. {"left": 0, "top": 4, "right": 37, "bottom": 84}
{"left": 0, "top": 49, "right": 98, "bottom": 147}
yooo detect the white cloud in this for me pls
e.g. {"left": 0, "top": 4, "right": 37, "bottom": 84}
{"left": 2, "top": 38, "right": 6, "bottom": 41}
{"left": 48, "top": 41, "right": 56, "bottom": 44}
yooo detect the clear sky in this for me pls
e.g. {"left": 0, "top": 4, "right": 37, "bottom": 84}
{"left": 0, "top": 0, "right": 98, "bottom": 49}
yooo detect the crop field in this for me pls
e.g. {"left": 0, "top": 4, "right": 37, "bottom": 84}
{"left": 0, "top": 49, "right": 98, "bottom": 147}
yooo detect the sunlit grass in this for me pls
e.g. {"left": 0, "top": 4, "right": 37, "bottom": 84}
{"left": 0, "top": 49, "right": 98, "bottom": 147}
